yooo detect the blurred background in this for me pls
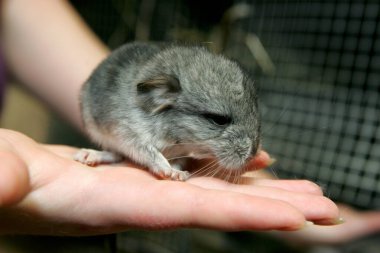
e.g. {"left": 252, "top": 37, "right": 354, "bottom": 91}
{"left": 1, "top": 0, "right": 379, "bottom": 253}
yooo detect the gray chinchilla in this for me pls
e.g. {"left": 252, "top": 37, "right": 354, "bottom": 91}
{"left": 74, "top": 42, "right": 261, "bottom": 181}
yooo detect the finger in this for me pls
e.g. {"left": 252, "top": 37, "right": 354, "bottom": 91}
{"left": 242, "top": 178, "right": 324, "bottom": 195}
{"left": 0, "top": 151, "right": 30, "bottom": 206}
{"left": 339, "top": 211, "right": 380, "bottom": 240}
{"left": 188, "top": 177, "right": 340, "bottom": 225}
{"left": 328, "top": 205, "right": 380, "bottom": 241}
{"left": 276, "top": 205, "right": 380, "bottom": 245}
{"left": 91, "top": 178, "right": 308, "bottom": 232}
{"left": 174, "top": 185, "right": 307, "bottom": 231}
{"left": 244, "top": 150, "right": 274, "bottom": 171}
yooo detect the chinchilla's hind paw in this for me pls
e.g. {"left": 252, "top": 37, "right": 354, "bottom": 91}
{"left": 74, "top": 148, "right": 123, "bottom": 166}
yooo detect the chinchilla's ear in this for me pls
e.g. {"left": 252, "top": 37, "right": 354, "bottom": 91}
{"left": 136, "top": 74, "right": 181, "bottom": 114}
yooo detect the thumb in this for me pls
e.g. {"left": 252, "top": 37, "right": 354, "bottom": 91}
{"left": 244, "top": 150, "right": 275, "bottom": 171}
{"left": 0, "top": 151, "right": 30, "bottom": 206}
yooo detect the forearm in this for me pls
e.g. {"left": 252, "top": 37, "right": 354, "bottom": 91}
{"left": 1, "top": 0, "right": 109, "bottom": 130}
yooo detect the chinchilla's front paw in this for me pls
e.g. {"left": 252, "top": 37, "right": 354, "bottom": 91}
{"left": 154, "top": 167, "right": 190, "bottom": 181}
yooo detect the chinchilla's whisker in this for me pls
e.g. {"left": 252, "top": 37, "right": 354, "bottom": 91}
{"left": 226, "top": 167, "right": 234, "bottom": 182}
{"left": 192, "top": 163, "right": 214, "bottom": 177}
{"left": 210, "top": 157, "right": 227, "bottom": 180}
{"left": 167, "top": 155, "right": 194, "bottom": 161}
{"left": 204, "top": 162, "right": 222, "bottom": 177}
{"left": 233, "top": 170, "right": 241, "bottom": 184}
{"left": 220, "top": 166, "right": 232, "bottom": 180}
{"left": 216, "top": 157, "right": 232, "bottom": 179}
{"left": 231, "top": 169, "right": 236, "bottom": 184}
{"left": 203, "top": 161, "right": 223, "bottom": 178}
{"left": 190, "top": 160, "right": 218, "bottom": 177}
{"left": 219, "top": 164, "right": 229, "bottom": 181}
{"left": 209, "top": 164, "right": 223, "bottom": 178}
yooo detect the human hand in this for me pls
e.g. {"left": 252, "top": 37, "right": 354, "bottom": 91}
{"left": 0, "top": 129, "right": 340, "bottom": 235}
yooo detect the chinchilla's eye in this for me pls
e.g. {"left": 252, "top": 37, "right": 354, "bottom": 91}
{"left": 202, "top": 113, "right": 232, "bottom": 126}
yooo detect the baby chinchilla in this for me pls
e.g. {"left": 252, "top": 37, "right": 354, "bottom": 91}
{"left": 74, "top": 42, "right": 261, "bottom": 181}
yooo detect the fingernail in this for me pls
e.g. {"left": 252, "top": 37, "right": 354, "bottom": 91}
{"left": 292, "top": 221, "right": 314, "bottom": 231}
{"left": 314, "top": 217, "right": 345, "bottom": 226}
{"left": 333, "top": 217, "right": 345, "bottom": 225}
{"left": 302, "top": 221, "right": 314, "bottom": 229}
{"left": 267, "top": 157, "right": 276, "bottom": 166}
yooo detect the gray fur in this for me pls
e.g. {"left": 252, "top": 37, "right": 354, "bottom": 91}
{"left": 78, "top": 42, "right": 260, "bottom": 180}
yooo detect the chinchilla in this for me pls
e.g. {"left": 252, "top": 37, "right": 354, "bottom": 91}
{"left": 74, "top": 42, "right": 260, "bottom": 181}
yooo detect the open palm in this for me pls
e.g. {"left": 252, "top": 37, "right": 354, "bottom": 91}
{"left": 0, "top": 129, "right": 340, "bottom": 235}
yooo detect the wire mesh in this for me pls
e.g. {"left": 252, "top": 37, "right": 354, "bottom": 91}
{"left": 228, "top": 0, "right": 380, "bottom": 209}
